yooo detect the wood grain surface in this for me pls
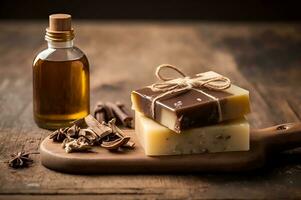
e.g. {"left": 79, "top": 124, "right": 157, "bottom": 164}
{"left": 0, "top": 21, "right": 301, "bottom": 199}
{"left": 40, "top": 123, "right": 301, "bottom": 174}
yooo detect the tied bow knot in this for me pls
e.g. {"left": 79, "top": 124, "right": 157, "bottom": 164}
{"left": 151, "top": 77, "right": 194, "bottom": 92}
{"left": 149, "top": 64, "right": 232, "bottom": 119}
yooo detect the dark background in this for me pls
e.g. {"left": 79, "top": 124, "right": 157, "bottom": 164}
{"left": 1, "top": 0, "right": 301, "bottom": 21}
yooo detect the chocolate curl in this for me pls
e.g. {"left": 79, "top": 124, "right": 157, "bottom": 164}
{"left": 93, "top": 102, "right": 106, "bottom": 123}
{"left": 116, "top": 101, "right": 132, "bottom": 116}
{"left": 123, "top": 141, "right": 135, "bottom": 149}
{"left": 94, "top": 101, "right": 114, "bottom": 122}
{"left": 116, "top": 101, "right": 134, "bottom": 128}
{"left": 101, "top": 118, "right": 134, "bottom": 150}
{"left": 101, "top": 136, "right": 131, "bottom": 150}
{"left": 103, "top": 103, "right": 115, "bottom": 121}
{"left": 106, "top": 102, "right": 133, "bottom": 128}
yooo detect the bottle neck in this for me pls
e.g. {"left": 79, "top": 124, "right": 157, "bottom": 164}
{"left": 47, "top": 40, "right": 74, "bottom": 48}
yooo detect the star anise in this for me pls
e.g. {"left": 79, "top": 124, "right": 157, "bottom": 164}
{"left": 8, "top": 151, "right": 39, "bottom": 168}
{"left": 49, "top": 125, "right": 80, "bottom": 142}
{"left": 49, "top": 127, "right": 68, "bottom": 142}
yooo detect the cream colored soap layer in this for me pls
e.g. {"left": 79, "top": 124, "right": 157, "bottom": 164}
{"left": 135, "top": 112, "right": 250, "bottom": 156}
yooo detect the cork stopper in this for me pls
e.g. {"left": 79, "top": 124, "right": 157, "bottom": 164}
{"left": 49, "top": 14, "right": 72, "bottom": 32}
{"left": 46, "top": 14, "right": 74, "bottom": 42}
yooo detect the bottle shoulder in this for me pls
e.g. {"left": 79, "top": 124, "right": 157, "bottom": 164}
{"left": 33, "top": 46, "right": 87, "bottom": 63}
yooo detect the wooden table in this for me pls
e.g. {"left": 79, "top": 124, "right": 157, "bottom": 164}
{"left": 0, "top": 21, "right": 301, "bottom": 199}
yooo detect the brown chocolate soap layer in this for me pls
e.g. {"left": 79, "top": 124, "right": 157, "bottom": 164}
{"left": 132, "top": 82, "right": 250, "bottom": 133}
{"left": 132, "top": 87, "right": 234, "bottom": 132}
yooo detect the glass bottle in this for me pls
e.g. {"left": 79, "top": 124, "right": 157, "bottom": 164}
{"left": 33, "top": 14, "right": 90, "bottom": 129}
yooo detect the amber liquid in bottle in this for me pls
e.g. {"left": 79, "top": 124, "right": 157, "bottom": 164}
{"left": 33, "top": 55, "right": 89, "bottom": 129}
{"left": 33, "top": 14, "right": 90, "bottom": 129}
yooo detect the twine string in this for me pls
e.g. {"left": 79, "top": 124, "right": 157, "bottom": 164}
{"left": 149, "top": 64, "right": 231, "bottom": 121}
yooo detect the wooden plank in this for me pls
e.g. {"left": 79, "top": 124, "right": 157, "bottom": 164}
{"left": 0, "top": 21, "right": 300, "bottom": 199}
{"left": 39, "top": 122, "right": 301, "bottom": 173}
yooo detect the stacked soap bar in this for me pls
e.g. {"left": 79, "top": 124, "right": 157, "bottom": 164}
{"left": 135, "top": 111, "right": 249, "bottom": 156}
{"left": 131, "top": 70, "right": 251, "bottom": 156}
{"left": 132, "top": 71, "right": 250, "bottom": 133}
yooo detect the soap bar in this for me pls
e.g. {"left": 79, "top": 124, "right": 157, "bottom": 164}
{"left": 135, "top": 111, "right": 250, "bottom": 156}
{"left": 131, "top": 71, "right": 250, "bottom": 133}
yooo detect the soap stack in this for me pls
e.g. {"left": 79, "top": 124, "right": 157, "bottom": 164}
{"left": 131, "top": 68, "right": 251, "bottom": 156}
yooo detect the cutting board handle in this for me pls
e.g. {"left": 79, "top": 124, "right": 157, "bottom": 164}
{"left": 255, "top": 122, "right": 301, "bottom": 153}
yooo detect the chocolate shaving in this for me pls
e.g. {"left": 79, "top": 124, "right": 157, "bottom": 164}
{"left": 94, "top": 103, "right": 106, "bottom": 123}
{"left": 93, "top": 101, "right": 134, "bottom": 128}
{"left": 72, "top": 118, "right": 85, "bottom": 127}
{"left": 79, "top": 128, "right": 99, "bottom": 145}
{"left": 104, "top": 103, "right": 115, "bottom": 120}
{"left": 67, "top": 125, "right": 80, "bottom": 138}
{"left": 106, "top": 102, "right": 133, "bottom": 128}
{"left": 93, "top": 101, "right": 115, "bottom": 121}
{"left": 102, "top": 132, "right": 120, "bottom": 142}
{"left": 116, "top": 101, "right": 131, "bottom": 116}
{"left": 83, "top": 115, "right": 112, "bottom": 139}
{"left": 49, "top": 115, "right": 135, "bottom": 153}
{"left": 107, "top": 118, "right": 125, "bottom": 138}
{"left": 63, "top": 137, "right": 92, "bottom": 153}
{"left": 101, "top": 136, "right": 131, "bottom": 150}
{"left": 123, "top": 141, "right": 135, "bottom": 149}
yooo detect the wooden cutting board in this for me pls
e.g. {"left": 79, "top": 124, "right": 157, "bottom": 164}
{"left": 40, "top": 122, "right": 301, "bottom": 174}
